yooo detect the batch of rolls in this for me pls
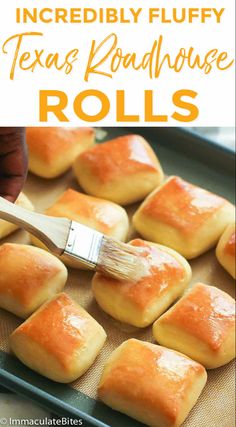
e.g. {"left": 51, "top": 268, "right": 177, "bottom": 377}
{"left": 0, "top": 127, "right": 235, "bottom": 427}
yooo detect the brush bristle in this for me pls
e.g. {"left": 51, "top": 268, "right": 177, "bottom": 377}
{"left": 97, "top": 237, "right": 148, "bottom": 281}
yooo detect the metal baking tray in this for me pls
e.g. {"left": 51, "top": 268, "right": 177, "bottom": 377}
{"left": 0, "top": 127, "right": 235, "bottom": 426}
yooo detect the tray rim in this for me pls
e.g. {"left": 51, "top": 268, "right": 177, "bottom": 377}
{"left": 179, "top": 127, "right": 235, "bottom": 155}
{"left": 0, "top": 359, "right": 107, "bottom": 427}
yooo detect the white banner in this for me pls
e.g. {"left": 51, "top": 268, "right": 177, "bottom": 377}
{"left": 0, "top": 0, "right": 235, "bottom": 126}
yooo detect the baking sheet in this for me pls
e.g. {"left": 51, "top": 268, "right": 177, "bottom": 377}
{"left": 0, "top": 128, "right": 235, "bottom": 427}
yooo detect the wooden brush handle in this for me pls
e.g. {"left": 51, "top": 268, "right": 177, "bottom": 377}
{"left": 0, "top": 196, "right": 71, "bottom": 254}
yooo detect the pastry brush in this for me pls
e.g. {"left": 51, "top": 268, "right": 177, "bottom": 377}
{"left": 0, "top": 196, "right": 144, "bottom": 281}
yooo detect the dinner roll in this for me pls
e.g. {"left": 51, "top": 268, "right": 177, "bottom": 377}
{"left": 0, "top": 243, "right": 68, "bottom": 318}
{"left": 133, "top": 176, "right": 235, "bottom": 259}
{"left": 216, "top": 223, "right": 236, "bottom": 279}
{"left": 98, "top": 339, "right": 207, "bottom": 427}
{"left": 92, "top": 239, "right": 191, "bottom": 327}
{"left": 153, "top": 283, "right": 235, "bottom": 369}
{"left": 74, "top": 135, "right": 164, "bottom": 205}
{"left": 26, "top": 127, "right": 95, "bottom": 178}
{"left": 0, "top": 193, "right": 34, "bottom": 240}
{"left": 31, "top": 189, "right": 129, "bottom": 268}
{"left": 10, "top": 293, "right": 107, "bottom": 383}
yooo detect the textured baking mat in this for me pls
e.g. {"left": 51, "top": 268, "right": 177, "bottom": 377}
{"left": 0, "top": 137, "right": 235, "bottom": 427}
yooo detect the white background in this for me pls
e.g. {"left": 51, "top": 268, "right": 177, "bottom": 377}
{"left": 0, "top": 0, "right": 235, "bottom": 126}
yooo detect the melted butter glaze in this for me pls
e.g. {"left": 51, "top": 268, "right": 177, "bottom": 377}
{"left": 143, "top": 176, "right": 226, "bottom": 234}
{"left": 26, "top": 127, "right": 94, "bottom": 163}
{"left": 46, "top": 189, "right": 124, "bottom": 234}
{"left": 164, "top": 283, "right": 235, "bottom": 351}
{"left": 225, "top": 232, "right": 236, "bottom": 258}
{"left": 78, "top": 135, "right": 160, "bottom": 183}
{"left": 99, "top": 340, "right": 204, "bottom": 424}
{"left": 98, "top": 239, "right": 185, "bottom": 309}
{"left": 0, "top": 244, "right": 61, "bottom": 305}
{"left": 18, "top": 294, "right": 88, "bottom": 368}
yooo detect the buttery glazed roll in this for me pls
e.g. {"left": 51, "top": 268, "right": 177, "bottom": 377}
{"left": 45, "top": 189, "right": 129, "bottom": 241}
{"left": 153, "top": 283, "right": 236, "bottom": 369}
{"left": 74, "top": 135, "right": 164, "bottom": 205}
{"left": 26, "top": 127, "right": 95, "bottom": 178}
{"left": 0, "top": 243, "right": 68, "bottom": 318}
{"left": 92, "top": 239, "right": 191, "bottom": 327}
{"left": 10, "top": 293, "right": 107, "bottom": 383}
{"left": 98, "top": 339, "right": 207, "bottom": 427}
{"left": 133, "top": 176, "right": 235, "bottom": 259}
{"left": 31, "top": 189, "right": 129, "bottom": 267}
{"left": 216, "top": 223, "right": 236, "bottom": 279}
{"left": 0, "top": 193, "right": 34, "bottom": 240}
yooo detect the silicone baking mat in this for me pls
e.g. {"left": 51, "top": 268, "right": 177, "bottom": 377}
{"left": 0, "top": 128, "right": 235, "bottom": 427}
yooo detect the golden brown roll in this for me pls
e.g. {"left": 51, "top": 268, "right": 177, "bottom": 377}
{"left": 31, "top": 189, "right": 129, "bottom": 268}
{"left": 26, "top": 127, "right": 95, "bottom": 178}
{"left": 0, "top": 243, "right": 68, "bottom": 318}
{"left": 0, "top": 193, "right": 34, "bottom": 240}
{"left": 98, "top": 339, "right": 207, "bottom": 427}
{"left": 216, "top": 223, "right": 236, "bottom": 279}
{"left": 10, "top": 293, "right": 107, "bottom": 383}
{"left": 133, "top": 176, "right": 235, "bottom": 259}
{"left": 153, "top": 283, "right": 235, "bottom": 369}
{"left": 92, "top": 239, "right": 192, "bottom": 327}
{"left": 74, "top": 135, "right": 164, "bottom": 205}
{"left": 45, "top": 189, "right": 129, "bottom": 241}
